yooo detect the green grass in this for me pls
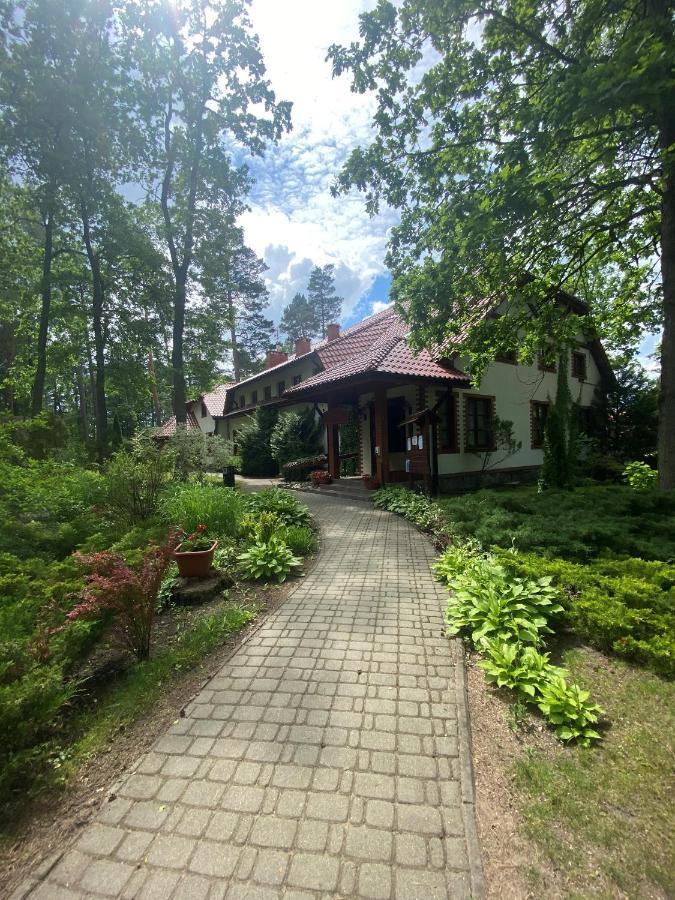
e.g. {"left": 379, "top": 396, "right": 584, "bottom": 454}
{"left": 0, "top": 604, "right": 255, "bottom": 830}
{"left": 515, "top": 648, "right": 675, "bottom": 897}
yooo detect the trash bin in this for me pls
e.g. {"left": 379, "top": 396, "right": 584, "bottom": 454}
{"left": 222, "top": 465, "right": 235, "bottom": 488}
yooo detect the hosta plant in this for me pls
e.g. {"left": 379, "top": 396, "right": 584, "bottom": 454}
{"left": 237, "top": 537, "right": 302, "bottom": 583}
{"left": 536, "top": 673, "right": 603, "bottom": 747}
{"left": 239, "top": 511, "right": 282, "bottom": 543}
{"left": 478, "top": 640, "right": 563, "bottom": 698}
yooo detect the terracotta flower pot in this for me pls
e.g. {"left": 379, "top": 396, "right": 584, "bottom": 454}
{"left": 173, "top": 540, "right": 218, "bottom": 578}
{"left": 362, "top": 476, "right": 380, "bottom": 491}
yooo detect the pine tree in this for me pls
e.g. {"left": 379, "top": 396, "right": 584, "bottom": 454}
{"left": 280, "top": 293, "right": 319, "bottom": 343}
{"left": 307, "top": 265, "right": 342, "bottom": 338}
{"left": 540, "top": 352, "right": 578, "bottom": 491}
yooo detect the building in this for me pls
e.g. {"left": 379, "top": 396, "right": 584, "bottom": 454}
{"left": 161, "top": 304, "right": 612, "bottom": 492}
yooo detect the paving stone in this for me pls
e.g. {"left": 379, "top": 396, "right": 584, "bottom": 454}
{"left": 25, "top": 492, "right": 480, "bottom": 900}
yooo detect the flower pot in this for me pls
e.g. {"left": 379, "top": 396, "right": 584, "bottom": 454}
{"left": 311, "top": 470, "right": 332, "bottom": 487}
{"left": 362, "top": 476, "right": 380, "bottom": 491}
{"left": 173, "top": 540, "right": 218, "bottom": 578}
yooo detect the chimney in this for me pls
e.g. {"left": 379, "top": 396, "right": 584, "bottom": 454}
{"left": 266, "top": 348, "right": 288, "bottom": 369}
{"left": 294, "top": 336, "right": 311, "bottom": 357}
{"left": 326, "top": 323, "right": 340, "bottom": 342}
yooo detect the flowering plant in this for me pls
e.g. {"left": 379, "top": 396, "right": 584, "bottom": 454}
{"left": 175, "top": 524, "right": 213, "bottom": 552}
{"left": 310, "top": 470, "right": 332, "bottom": 486}
{"left": 69, "top": 534, "right": 175, "bottom": 660}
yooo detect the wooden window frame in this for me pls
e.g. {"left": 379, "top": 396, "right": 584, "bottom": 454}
{"left": 264, "top": 385, "right": 272, "bottom": 401}
{"left": 464, "top": 394, "right": 497, "bottom": 452}
{"left": 571, "top": 350, "right": 587, "bottom": 381}
{"left": 277, "top": 380, "right": 285, "bottom": 395}
{"left": 251, "top": 390, "right": 258, "bottom": 405}
{"left": 436, "top": 390, "right": 460, "bottom": 453}
{"left": 496, "top": 349, "right": 518, "bottom": 365}
{"left": 530, "top": 400, "right": 550, "bottom": 449}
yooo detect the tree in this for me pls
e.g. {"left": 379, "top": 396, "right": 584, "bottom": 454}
{"left": 329, "top": 1, "right": 675, "bottom": 488}
{"left": 599, "top": 357, "right": 660, "bottom": 463}
{"left": 540, "top": 353, "right": 577, "bottom": 490}
{"left": 280, "top": 292, "right": 319, "bottom": 343}
{"left": 307, "top": 264, "right": 342, "bottom": 338}
{"left": 0, "top": 0, "right": 89, "bottom": 415}
{"left": 125, "top": 0, "right": 291, "bottom": 424}
{"left": 198, "top": 213, "right": 273, "bottom": 381}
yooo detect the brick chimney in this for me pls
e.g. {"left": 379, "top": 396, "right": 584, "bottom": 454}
{"left": 294, "top": 336, "right": 311, "bottom": 357}
{"left": 326, "top": 323, "right": 340, "bottom": 342}
{"left": 265, "top": 348, "right": 288, "bottom": 369}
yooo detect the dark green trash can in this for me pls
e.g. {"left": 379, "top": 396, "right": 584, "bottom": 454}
{"left": 222, "top": 466, "right": 235, "bottom": 488}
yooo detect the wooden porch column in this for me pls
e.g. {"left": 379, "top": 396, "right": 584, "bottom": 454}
{"left": 374, "top": 387, "right": 389, "bottom": 484}
{"left": 326, "top": 421, "right": 340, "bottom": 478}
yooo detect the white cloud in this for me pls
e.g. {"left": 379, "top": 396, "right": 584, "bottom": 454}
{"left": 238, "top": 0, "right": 396, "bottom": 325}
{"left": 371, "top": 300, "right": 393, "bottom": 315}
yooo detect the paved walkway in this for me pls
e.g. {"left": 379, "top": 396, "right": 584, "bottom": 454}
{"left": 20, "top": 493, "right": 482, "bottom": 900}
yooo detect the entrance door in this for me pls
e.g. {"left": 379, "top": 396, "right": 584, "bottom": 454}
{"left": 368, "top": 402, "right": 377, "bottom": 475}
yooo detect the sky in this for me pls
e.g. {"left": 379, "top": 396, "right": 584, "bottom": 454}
{"left": 239, "top": 0, "right": 394, "bottom": 330}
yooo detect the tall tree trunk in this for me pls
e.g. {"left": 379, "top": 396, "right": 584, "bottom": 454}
{"left": 81, "top": 209, "right": 108, "bottom": 460}
{"left": 227, "top": 281, "right": 240, "bottom": 382}
{"left": 76, "top": 363, "right": 89, "bottom": 440}
{"left": 148, "top": 347, "right": 162, "bottom": 426}
{"left": 172, "top": 273, "right": 187, "bottom": 423}
{"left": 30, "top": 201, "right": 55, "bottom": 416}
{"left": 653, "top": 0, "right": 675, "bottom": 489}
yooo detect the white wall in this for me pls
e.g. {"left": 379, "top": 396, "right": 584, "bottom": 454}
{"left": 438, "top": 344, "right": 601, "bottom": 475}
{"left": 190, "top": 401, "right": 215, "bottom": 436}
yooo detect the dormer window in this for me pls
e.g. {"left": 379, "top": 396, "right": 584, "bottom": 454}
{"left": 572, "top": 351, "right": 587, "bottom": 381}
{"left": 201, "top": 402, "right": 207, "bottom": 418}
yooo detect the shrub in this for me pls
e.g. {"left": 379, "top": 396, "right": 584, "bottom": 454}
{"left": 279, "top": 525, "right": 318, "bottom": 556}
{"left": 245, "top": 489, "right": 312, "bottom": 528}
{"left": 536, "top": 673, "right": 602, "bottom": 747}
{"left": 161, "top": 483, "right": 245, "bottom": 538}
{"left": 623, "top": 460, "right": 657, "bottom": 492}
{"left": 69, "top": 535, "right": 175, "bottom": 660}
{"left": 168, "top": 428, "right": 236, "bottom": 481}
{"left": 105, "top": 433, "right": 173, "bottom": 523}
{"left": 270, "top": 408, "right": 323, "bottom": 469}
{"left": 373, "top": 486, "right": 447, "bottom": 539}
{"left": 238, "top": 407, "right": 279, "bottom": 477}
{"left": 281, "top": 454, "right": 327, "bottom": 482}
{"left": 239, "top": 511, "right": 283, "bottom": 543}
{"left": 237, "top": 537, "right": 303, "bottom": 583}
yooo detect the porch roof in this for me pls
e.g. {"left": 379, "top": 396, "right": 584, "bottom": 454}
{"left": 284, "top": 316, "right": 470, "bottom": 400}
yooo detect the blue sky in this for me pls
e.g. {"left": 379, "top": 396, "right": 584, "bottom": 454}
{"left": 239, "top": 0, "right": 394, "bottom": 327}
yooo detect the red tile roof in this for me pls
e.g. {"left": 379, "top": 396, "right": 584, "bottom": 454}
{"left": 156, "top": 409, "right": 200, "bottom": 437}
{"left": 285, "top": 308, "right": 469, "bottom": 396}
{"left": 200, "top": 383, "right": 231, "bottom": 418}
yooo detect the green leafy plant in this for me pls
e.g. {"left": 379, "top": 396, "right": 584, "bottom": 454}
{"left": 161, "top": 483, "right": 245, "bottom": 537}
{"left": 245, "top": 489, "right": 312, "bottom": 528}
{"left": 104, "top": 432, "right": 174, "bottom": 523}
{"left": 623, "top": 460, "right": 657, "bottom": 492}
{"left": 270, "top": 408, "right": 323, "bottom": 469}
{"left": 239, "top": 511, "right": 282, "bottom": 543}
{"left": 536, "top": 673, "right": 602, "bottom": 747}
{"left": 478, "top": 641, "right": 560, "bottom": 698}
{"left": 237, "top": 536, "right": 302, "bottom": 583}
{"left": 278, "top": 525, "right": 318, "bottom": 557}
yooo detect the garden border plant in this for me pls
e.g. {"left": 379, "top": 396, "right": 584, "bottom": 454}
{"left": 374, "top": 486, "right": 603, "bottom": 746}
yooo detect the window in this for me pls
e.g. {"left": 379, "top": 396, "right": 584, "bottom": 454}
{"left": 293, "top": 374, "right": 302, "bottom": 385}
{"left": 387, "top": 397, "right": 407, "bottom": 453}
{"left": 436, "top": 391, "right": 458, "bottom": 452}
{"left": 251, "top": 390, "right": 258, "bottom": 404}
{"left": 264, "top": 385, "right": 272, "bottom": 401}
{"left": 538, "top": 353, "right": 557, "bottom": 373}
{"left": 496, "top": 349, "right": 518, "bottom": 364}
{"left": 531, "top": 401, "right": 549, "bottom": 449}
{"left": 201, "top": 401, "right": 207, "bottom": 418}
{"left": 572, "top": 350, "right": 587, "bottom": 381}
{"left": 465, "top": 396, "right": 494, "bottom": 450}
{"left": 277, "top": 380, "right": 285, "bottom": 395}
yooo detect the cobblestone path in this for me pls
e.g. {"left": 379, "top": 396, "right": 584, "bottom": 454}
{"left": 19, "top": 492, "right": 483, "bottom": 900}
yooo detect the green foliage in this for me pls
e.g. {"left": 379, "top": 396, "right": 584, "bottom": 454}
{"left": 238, "top": 406, "right": 279, "bottom": 477}
{"left": 623, "top": 460, "right": 658, "bottom": 492}
{"left": 437, "top": 542, "right": 602, "bottom": 745}
{"left": 270, "top": 408, "right": 324, "bottom": 469}
{"left": 239, "top": 511, "right": 283, "bottom": 544}
{"left": 161, "top": 483, "right": 245, "bottom": 539}
{"left": 536, "top": 673, "right": 602, "bottom": 747}
{"left": 280, "top": 292, "right": 319, "bottom": 342}
{"left": 104, "top": 433, "right": 174, "bottom": 523}
{"left": 237, "top": 536, "right": 302, "bottom": 583}
{"left": 278, "top": 525, "right": 318, "bottom": 557}
{"left": 168, "top": 428, "right": 236, "bottom": 482}
{"left": 245, "top": 489, "right": 312, "bottom": 528}
{"left": 540, "top": 352, "right": 577, "bottom": 491}
{"left": 373, "top": 486, "right": 446, "bottom": 536}
{"left": 440, "top": 551, "right": 563, "bottom": 647}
